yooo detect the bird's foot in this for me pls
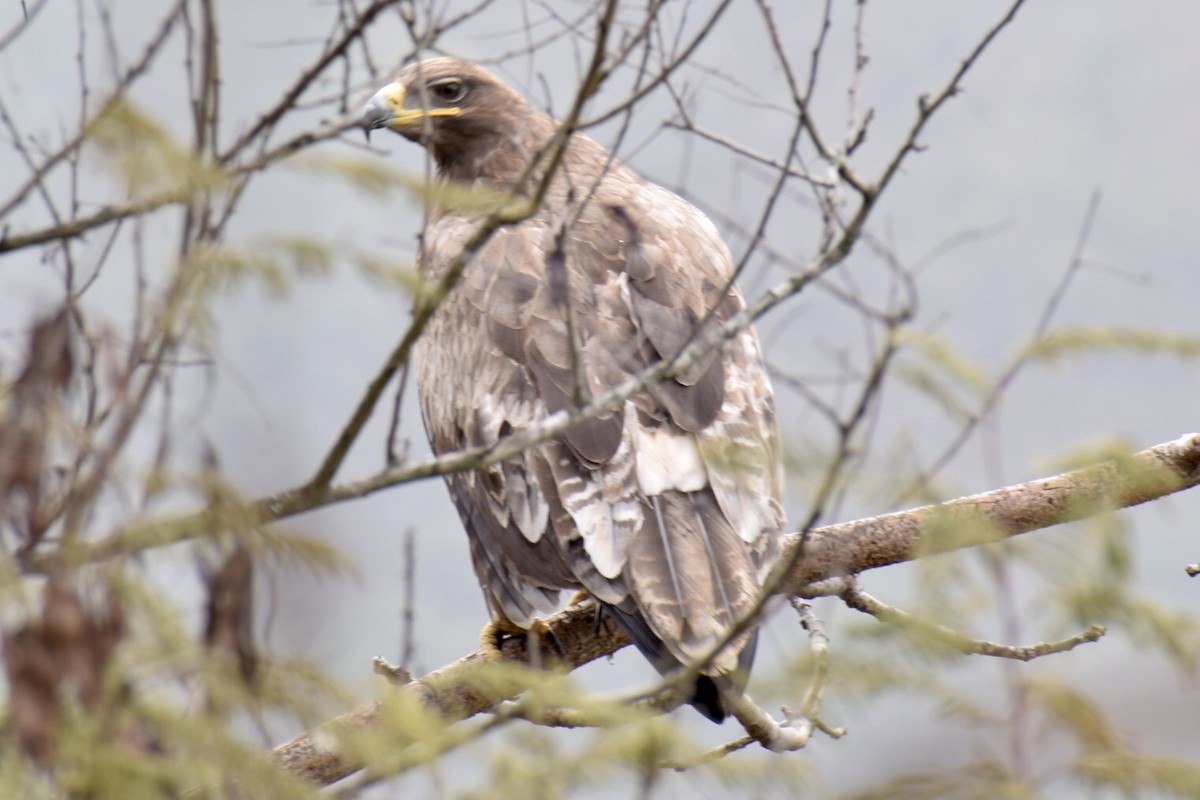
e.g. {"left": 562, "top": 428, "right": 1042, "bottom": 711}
{"left": 478, "top": 616, "right": 567, "bottom": 669}
{"left": 478, "top": 616, "right": 524, "bottom": 661}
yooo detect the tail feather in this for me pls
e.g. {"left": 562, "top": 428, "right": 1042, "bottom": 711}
{"left": 601, "top": 601, "right": 758, "bottom": 722}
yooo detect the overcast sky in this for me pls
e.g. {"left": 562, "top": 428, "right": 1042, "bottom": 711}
{"left": 2, "top": 1, "right": 1198, "bottom": 797}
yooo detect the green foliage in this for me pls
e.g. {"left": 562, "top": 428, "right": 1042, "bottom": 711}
{"left": 351, "top": 249, "right": 423, "bottom": 293}
{"left": 290, "top": 153, "right": 410, "bottom": 198}
{"left": 1031, "top": 677, "right": 1200, "bottom": 798}
{"left": 792, "top": 314, "right": 1200, "bottom": 799}
{"left": 460, "top": 701, "right": 698, "bottom": 800}
{"left": 1025, "top": 326, "right": 1200, "bottom": 363}
{"left": 405, "top": 175, "right": 525, "bottom": 218}
{"left": 182, "top": 238, "right": 332, "bottom": 301}
{"left": 86, "top": 98, "right": 227, "bottom": 200}
{"left": 1076, "top": 751, "right": 1200, "bottom": 798}
{"left": 846, "top": 761, "right": 1034, "bottom": 800}
{"left": 0, "top": 562, "right": 352, "bottom": 799}
{"left": 896, "top": 331, "right": 990, "bottom": 422}
{"left": 292, "top": 152, "right": 524, "bottom": 215}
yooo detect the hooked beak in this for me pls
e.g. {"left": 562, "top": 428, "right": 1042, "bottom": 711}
{"left": 360, "top": 82, "right": 460, "bottom": 138}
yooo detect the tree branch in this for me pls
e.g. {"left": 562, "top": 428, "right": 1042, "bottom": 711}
{"left": 780, "top": 432, "right": 1200, "bottom": 595}
{"left": 840, "top": 583, "right": 1107, "bottom": 661}
{"left": 270, "top": 432, "right": 1200, "bottom": 785}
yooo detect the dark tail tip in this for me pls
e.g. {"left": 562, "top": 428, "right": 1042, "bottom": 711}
{"left": 690, "top": 675, "right": 729, "bottom": 722}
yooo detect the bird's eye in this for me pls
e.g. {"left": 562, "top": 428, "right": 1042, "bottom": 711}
{"left": 431, "top": 79, "right": 466, "bottom": 103}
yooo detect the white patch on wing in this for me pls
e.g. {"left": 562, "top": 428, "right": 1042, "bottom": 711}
{"left": 507, "top": 459, "right": 549, "bottom": 542}
{"left": 563, "top": 403, "right": 641, "bottom": 580}
{"left": 699, "top": 329, "right": 785, "bottom": 548}
{"left": 633, "top": 426, "right": 708, "bottom": 496}
{"left": 560, "top": 469, "right": 611, "bottom": 567}
{"left": 478, "top": 392, "right": 550, "bottom": 543}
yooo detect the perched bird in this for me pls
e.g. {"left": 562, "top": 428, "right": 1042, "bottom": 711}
{"left": 363, "top": 57, "right": 784, "bottom": 722}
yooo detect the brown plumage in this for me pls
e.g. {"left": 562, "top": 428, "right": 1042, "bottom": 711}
{"left": 363, "top": 58, "right": 784, "bottom": 721}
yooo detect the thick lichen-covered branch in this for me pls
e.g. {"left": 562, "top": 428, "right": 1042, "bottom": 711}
{"left": 270, "top": 432, "right": 1200, "bottom": 786}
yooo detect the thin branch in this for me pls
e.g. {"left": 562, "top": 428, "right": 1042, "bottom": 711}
{"left": 273, "top": 600, "right": 626, "bottom": 786}
{"left": 755, "top": 0, "right": 868, "bottom": 197}
{"left": 0, "top": 1, "right": 186, "bottom": 223}
{"left": 841, "top": 583, "right": 1107, "bottom": 661}
{"left": 665, "top": 599, "right": 844, "bottom": 768}
{"left": 215, "top": 0, "right": 398, "bottom": 165}
{"left": 892, "top": 190, "right": 1102, "bottom": 505}
{"left": 580, "top": 0, "right": 736, "bottom": 129}
{"left": 661, "top": 119, "right": 835, "bottom": 188}
{"left": 782, "top": 432, "right": 1200, "bottom": 594}
{"left": 0, "top": 115, "right": 359, "bottom": 256}
{"left": 870, "top": 0, "right": 1029, "bottom": 200}
{"left": 0, "top": 189, "right": 191, "bottom": 254}
{"left": 0, "top": 0, "right": 51, "bottom": 51}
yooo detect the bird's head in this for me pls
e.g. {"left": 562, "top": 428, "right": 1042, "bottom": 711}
{"left": 362, "top": 57, "right": 537, "bottom": 178}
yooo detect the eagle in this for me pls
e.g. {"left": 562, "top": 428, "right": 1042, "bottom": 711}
{"left": 362, "top": 58, "right": 784, "bottom": 722}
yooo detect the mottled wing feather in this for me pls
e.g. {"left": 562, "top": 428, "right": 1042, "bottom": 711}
{"left": 451, "top": 471, "right": 562, "bottom": 623}
{"left": 623, "top": 492, "right": 759, "bottom": 669}
{"left": 416, "top": 141, "right": 784, "bottom": 695}
{"left": 604, "top": 177, "right": 784, "bottom": 674}
{"left": 537, "top": 436, "right": 634, "bottom": 599}
{"left": 699, "top": 328, "right": 785, "bottom": 555}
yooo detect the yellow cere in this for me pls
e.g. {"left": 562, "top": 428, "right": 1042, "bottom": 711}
{"left": 381, "top": 82, "right": 407, "bottom": 108}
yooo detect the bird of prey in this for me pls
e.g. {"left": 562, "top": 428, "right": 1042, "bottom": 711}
{"left": 363, "top": 58, "right": 784, "bottom": 722}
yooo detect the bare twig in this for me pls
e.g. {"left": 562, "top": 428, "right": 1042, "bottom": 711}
{"left": 841, "top": 583, "right": 1107, "bottom": 661}
{"left": 0, "top": 1, "right": 186, "bottom": 223}
{"left": 665, "top": 599, "right": 843, "bottom": 769}
{"left": 872, "top": 0, "right": 1029, "bottom": 201}
{"left": 0, "top": 0, "right": 50, "bottom": 51}
{"left": 892, "top": 190, "right": 1102, "bottom": 505}
{"left": 0, "top": 114, "right": 360, "bottom": 256}
{"left": 215, "top": 0, "right": 398, "bottom": 165}
{"left": 580, "top": 0, "right": 736, "bottom": 129}
{"left": 661, "top": 119, "right": 835, "bottom": 188}
{"left": 371, "top": 656, "right": 413, "bottom": 685}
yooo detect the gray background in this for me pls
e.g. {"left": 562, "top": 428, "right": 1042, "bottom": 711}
{"left": 2, "top": 1, "right": 1198, "bottom": 796}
